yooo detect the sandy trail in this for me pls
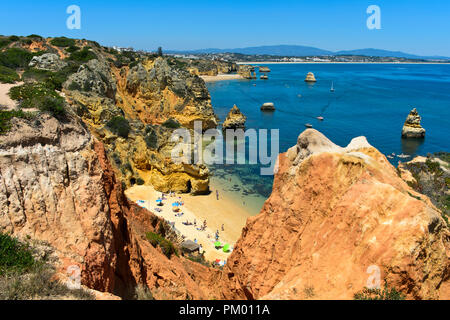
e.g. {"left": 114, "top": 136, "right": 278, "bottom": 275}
{"left": 125, "top": 184, "right": 256, "bottom": 262}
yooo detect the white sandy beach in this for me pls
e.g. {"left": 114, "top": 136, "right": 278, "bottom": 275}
{"left": 237, "top": 61, "right": 449, "bottom": 65}
{"left": 200, "top": 73, "right": 244, "bottom": 82}
{"left": 125, "top": 182, "right": 260, "bottom": 262}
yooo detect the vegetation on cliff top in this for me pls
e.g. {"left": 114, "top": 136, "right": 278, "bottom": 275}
{"left": 146, "top": 231, "right": 179, "bottom": 258}
{"left": 0, "top": 109, "right": 35, "bottom": 134}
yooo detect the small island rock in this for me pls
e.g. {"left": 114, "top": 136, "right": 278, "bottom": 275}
{"left": 222, "top": 105, "right": 247, "bottom": 130}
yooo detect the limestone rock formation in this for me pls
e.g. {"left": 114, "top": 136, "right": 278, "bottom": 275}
{"left": 259, "top": 66, "right": 271, "bottom": 73}
{"left": 304, "top": 72, "right": 317, "bottom": 82}
{"left": 187, "top": 59, "right": 237, "bottom": 76}
{"left": 28, "top": 53, "right": 68, "bottom": 71}
{"left": 0, "top": 113, "right": 218, "bottom": 299}
{"left": 402, "top": 108, "right": 426, "bottom": 138}
{"left": 261, "top": 102, "right": 275, "bottom": 111}
{"left": 220, "top": 129, "right": 449, "bottom": 300}
{"left": 238, "top": 65, "right": 257, "bottom": 79}
{"left": 222, "top": 105, "right": 247, "bottom": 130}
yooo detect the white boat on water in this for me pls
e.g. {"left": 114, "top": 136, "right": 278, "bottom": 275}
{"left": 305, "top": 123, "right": 313, "bottom": 128}
{"left": 330, "top": 81, "right": 335, "bottom": 92}
{"left": 316, "top": 116, "right": 324, "bottom": 121}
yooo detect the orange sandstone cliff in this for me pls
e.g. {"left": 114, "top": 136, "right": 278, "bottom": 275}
{"left": 220, "top": 129, "right": 449, "bottom": 300}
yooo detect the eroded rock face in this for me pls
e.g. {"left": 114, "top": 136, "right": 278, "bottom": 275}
{"left": 221, "top": 129, "right": 449, "bottom": 300}
{"left": 63, "top": 57, "right": 214, "bottom": 193}
{"left": 222, "top": 105, "right": 247, "bottom": 130}
{"left": 0, "top": 113, "right": 219, "bottom": 299}
{"left": 402, "top": 108, "right": 426, "bottom": 138}
{"left": 28, "top": 53, "right": 68, "bottom": 71}
{"left": 121, "top": 58, "right": 217, "bottom": 129}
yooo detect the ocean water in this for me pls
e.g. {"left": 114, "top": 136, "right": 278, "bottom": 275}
{"left": 206, "top": 63, "right": 450, "bottom": 209}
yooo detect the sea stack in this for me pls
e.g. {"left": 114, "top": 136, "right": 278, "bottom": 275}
{"left": 402, "top": 108, "right": 426, "bottom": 138}
{"left": 222, "top": 105, "right": 247, "bottom": 130}
{"left": 259, "top": 66, "right": 271, "bottom": 73}
{"left": 261, "top": 102, "right": 275, "bottom": 111}
{"left": 304, "top": 72, "right": 317, "bottom": 82}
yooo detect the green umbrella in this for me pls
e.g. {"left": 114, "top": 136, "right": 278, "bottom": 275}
{"left": 214, "top": 241, "right": 222, "bottom": 248}
{"left": 223, "top": 244, "right": 230, "bottom": 253}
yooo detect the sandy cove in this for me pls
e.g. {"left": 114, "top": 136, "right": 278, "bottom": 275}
{"left": 200, "top": 73, "right": 244, "bottom": 82}
{"left": 125, "top": 184, "right": 256, "bottom": 262}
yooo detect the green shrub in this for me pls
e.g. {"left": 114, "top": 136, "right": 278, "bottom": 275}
{"left": 0, "top": 66, "right": 20, "bottom": 83}
{"left": 354, "top": 285, "right": 406, "bottom": 300}
{"left": 0, "top": 48, "right": 34, "bottom": 68}
{"left": 0, "top": 110, "right": 35, "bottom": 134}
{"left": 106, "top": 116, "right": 131, "bottom": 138}
{"left": 145, "top": 232, "right": 178, "bottom": 258}
{"left": 50, "top": 37, "right": 75, "bottom": 47}
{"left": 8, "top": 35, "right": 20, "bottom": 42}
{"left": 0, "top": 233, "right": 35, "bottom": 275}
{"left": 26, "top": 34, "right": 43, "bottom": 39}
{"left": 39, "top": 96, "right": 66, "bottom": 117}
{"left": 67, "top": 47, "right": 97, "bottom": 63}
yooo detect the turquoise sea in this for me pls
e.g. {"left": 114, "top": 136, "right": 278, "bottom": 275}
{"left": 206, "top": 63, "right": 450, "bottom": 209}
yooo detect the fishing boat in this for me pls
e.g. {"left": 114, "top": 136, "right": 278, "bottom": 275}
{"left": 305, "top": 123, "right": 313, "bottom": 128}
{"left": 330, "top": 81, "right": 335, "bottom": 92}
{"left": 316, "top": 116, "right": 324, "bottom": 121}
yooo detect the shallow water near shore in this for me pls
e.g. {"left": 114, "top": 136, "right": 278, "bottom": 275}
{"left": 206, "top": 63, "right": 450, "bottom": 210}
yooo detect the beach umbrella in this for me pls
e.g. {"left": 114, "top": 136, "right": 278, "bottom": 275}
{"left": 214, "top": 241, "right": 222, "bottom": 248}
{"left": 223, "top": 244, "right": 230, "bottom": 253}
{"left": 156, "top": 199, "right": 162, "bottom": 203}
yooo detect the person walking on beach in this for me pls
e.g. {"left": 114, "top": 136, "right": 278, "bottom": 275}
{"left": 216, "top": 190, "right": 219, "bottom": 200}
{"left": 221, "top": 224, "right": 224, "bottom": 232}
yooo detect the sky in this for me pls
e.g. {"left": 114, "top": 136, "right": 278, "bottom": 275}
{"left": 1, "top": 0, "right": 450, "bottom": 56}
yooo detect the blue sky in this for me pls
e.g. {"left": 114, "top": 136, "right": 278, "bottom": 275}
{"left": 1, "top": 0, "right": 449, "bottom": 56}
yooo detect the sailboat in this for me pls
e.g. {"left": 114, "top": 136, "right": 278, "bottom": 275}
{"left": 330, "top": 81, "right": 335, "bottom": 92}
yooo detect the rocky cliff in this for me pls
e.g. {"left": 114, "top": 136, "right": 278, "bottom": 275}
{"left": 220, "top": 129, "right": 449, "bottom": 300}
{"left": 222, "top": 105, "right": 246, "bottom": 130}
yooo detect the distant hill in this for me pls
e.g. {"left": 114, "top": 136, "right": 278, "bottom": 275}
{"left": 167, "top": 45, "right": 449, "bottom": 60}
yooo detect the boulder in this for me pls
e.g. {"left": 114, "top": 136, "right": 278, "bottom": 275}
{"left": 402, "top": 108, "right": 426, "bottom": 138}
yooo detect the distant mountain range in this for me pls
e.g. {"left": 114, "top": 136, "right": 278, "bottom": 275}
{"left": 166, "top": 45, "right": 449, "bottom": 60}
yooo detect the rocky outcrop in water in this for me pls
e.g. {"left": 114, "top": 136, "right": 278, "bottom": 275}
{"left": 305, "top": 72, "right": 317, "bottom": 82}
{"left": 220, "top": 129, "right": 450, "bottom": 300}
{"left": 222, "top": 105, "right": 247, "bottom": 131}
{"left": 402, "top": 108, "right": 426, "bottom": 138}
{"left": 261, "top": 102, "right": 275, "bottom": 111}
